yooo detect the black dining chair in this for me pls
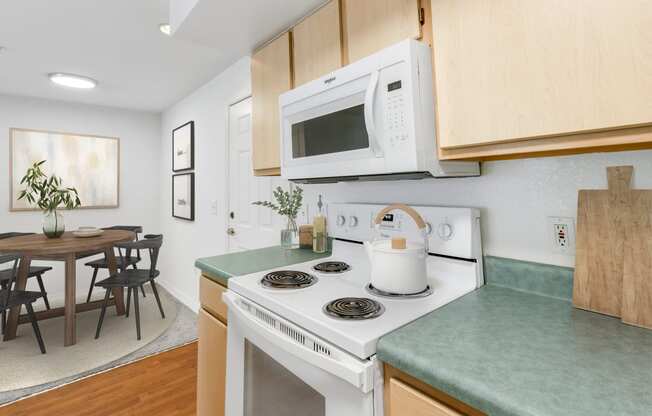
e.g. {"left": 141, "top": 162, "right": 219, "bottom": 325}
{"left": 0, "top": 255, "right": 46, "bottom": 354}
{"left": 95, "top": 235, "right": 165, "bottom": 341}
{"left": 0, "top": 233, "right": 52, "bottom": 319}
{"left": 84, "top": 225, "right": 146, "bottom": 303}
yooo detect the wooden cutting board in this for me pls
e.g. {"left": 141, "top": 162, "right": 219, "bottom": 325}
{"left": 573, "top": 166, "right": 633, "bottom": 317}
{"left": 622, "top": 190, "right": 652, "bottom": 329}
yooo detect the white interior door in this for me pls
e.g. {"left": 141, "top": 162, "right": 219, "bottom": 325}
{"left": 227, "top": 97, "right": 283, "bottom": 251}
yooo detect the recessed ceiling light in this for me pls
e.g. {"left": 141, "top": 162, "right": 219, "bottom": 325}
{"left": 48, "top": 73, "right": 97, "bottom": 89}
{"left": 159, "top": 23, "right": 171, "bottom": 36}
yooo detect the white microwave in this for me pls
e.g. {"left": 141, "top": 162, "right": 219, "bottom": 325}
{"left": 279, "top": 39, "right": 479, "bottom": 183}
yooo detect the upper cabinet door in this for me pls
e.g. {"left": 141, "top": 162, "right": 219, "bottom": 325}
{"left": 293, "top": 0, "right": 343, "bottom": 86}
{"left": 251, "top": 33, "right": 292, "bottom": 175}
{"left": 432, "top": 0, "right": 652, "bottom": 150}
{"left": 343, "top": 0, "right": 422, "bottom": 63}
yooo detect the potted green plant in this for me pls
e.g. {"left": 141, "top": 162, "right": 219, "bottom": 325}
{"left": 253, "top": 185, "right": 303, "bottom": 249}
{"left": 17, "top": 160, "right": 81, "bottom": 238}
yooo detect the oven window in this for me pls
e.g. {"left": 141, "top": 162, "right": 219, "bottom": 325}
{"left": 292, "top": 104, "right": 369, "bottom": 158}
{"left": 244, "top": 340, "right": 325, "bottom": 416}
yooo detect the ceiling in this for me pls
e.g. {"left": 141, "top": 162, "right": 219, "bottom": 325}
{"left": 0, "top": 0, "right": 324, "bottom": 112}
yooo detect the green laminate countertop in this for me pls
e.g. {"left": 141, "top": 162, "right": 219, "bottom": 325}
{"left": 377, "top": 285, "right": 652, "bottom": 416}
{"left": 195, "top": 246, "right": 331, "bottom": 286}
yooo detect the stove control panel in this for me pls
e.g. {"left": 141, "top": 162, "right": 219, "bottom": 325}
{"left": 328, "top": 203, "right": 481, "bottom": 261}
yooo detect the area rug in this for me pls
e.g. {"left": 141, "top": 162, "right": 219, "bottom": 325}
{"left": 0, "top": 285, "right": 196, "bottom": 404}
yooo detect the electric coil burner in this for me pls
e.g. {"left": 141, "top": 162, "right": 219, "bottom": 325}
{"left": 261, "top": 270, "right": 317, "bottom": 289}
{"left": 312, "top": 261, "right": 351, "bottom": 274}
{"left": 323, "top": 297, "right": 385, "bottom": 320}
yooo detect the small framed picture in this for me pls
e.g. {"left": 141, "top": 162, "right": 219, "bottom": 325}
{"left": 172, "top": 121, "right": 194, "bottom": 172}
{"left": 172, "top": 173, "right": 195, "bottom": 221}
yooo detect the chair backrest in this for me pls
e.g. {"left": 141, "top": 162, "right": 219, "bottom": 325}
{"left": 0, "top": 255, "right": 19, "bottom": 310}
{"left": 0, "top": 232, "right": 35, "bottom": 240}
{"left": 0, "top": 233, "right": 33, "bottom": 282}
{"left": 116, "top": 234, "right": 163, "bottom": 278}
{"left": 103, "top": 226, "right": 143, "bottom": 259}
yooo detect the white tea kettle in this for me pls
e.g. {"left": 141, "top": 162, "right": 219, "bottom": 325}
{"left": 364, "top": 204, "right": 429, "bottom": 295}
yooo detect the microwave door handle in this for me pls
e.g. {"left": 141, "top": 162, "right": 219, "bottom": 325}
{"left": 223, "top": 291, "right": 373, "bottom": 392}
{"left": 364, "top": 69, "right": 383, "bottom": 157}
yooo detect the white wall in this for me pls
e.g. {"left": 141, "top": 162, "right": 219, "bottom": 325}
{"left": 0, "top": 94, "right": 161, "bottom": 305}
{"left": 156, "top": 52, "right": 652, "bottom": 310}
{"left": 158, "top": 56, "right": 251, "bottom": 311}
{"left": 302, "top": 149, "right": 652, "bottom": 268}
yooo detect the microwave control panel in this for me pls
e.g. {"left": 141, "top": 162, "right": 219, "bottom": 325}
{"left": 384, "top": 79, "right": 408, "bottom": 147}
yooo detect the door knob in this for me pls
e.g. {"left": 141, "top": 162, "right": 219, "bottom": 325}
{"left": 227, "top": 227, "right": 236, "bottom": 236}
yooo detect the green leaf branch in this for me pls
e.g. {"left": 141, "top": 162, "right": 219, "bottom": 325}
{"left": 252, "top": 185, "right": 303, "bottom": 220}
{"left": 17, "top": 160, "right": 82, "bottom": 212}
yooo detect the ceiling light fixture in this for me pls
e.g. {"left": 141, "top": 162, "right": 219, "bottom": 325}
{"left": 48, "top": 73, "right": 98, "bottom": 89}
{"left": 159, "top": 23, "right": 171, "bottom": 36}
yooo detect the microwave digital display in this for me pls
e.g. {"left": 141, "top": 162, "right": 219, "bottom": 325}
{"left": 387, "top": 81, "right": 402, "bottom": 92}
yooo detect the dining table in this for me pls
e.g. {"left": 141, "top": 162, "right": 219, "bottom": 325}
{"left": 0, "top": 230, "right": 135, "bottom": 346}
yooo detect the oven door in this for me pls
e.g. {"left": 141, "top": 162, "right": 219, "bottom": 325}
{"left": 224, "top": 291, "right": 382, "bottom": 416}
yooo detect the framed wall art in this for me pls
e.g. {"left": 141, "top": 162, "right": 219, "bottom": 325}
{"left": 10, "top": 128, "right": 120, "bottom": 211}
{"left": 172, "top": 121, "right": 194, "bottom": 172}
{"left": 172, "top": 172, "right": 195, "bottom": 221}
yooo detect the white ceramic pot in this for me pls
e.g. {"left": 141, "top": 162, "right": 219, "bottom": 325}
{"left": 365, "top": 240, "right": 428, "bottom": 294}
{"left": 364, "top": 204, "right": 429, "bottom": 295}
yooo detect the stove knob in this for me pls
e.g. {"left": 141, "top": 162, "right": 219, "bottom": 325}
{"left": 437, "top": 223, "right": 454, "bottom": 240}
{"left": 349, "top": 216, "right": 359, "bottom": 227}
{"left": 336, "top": 215, "right": 346, "bottom": 227}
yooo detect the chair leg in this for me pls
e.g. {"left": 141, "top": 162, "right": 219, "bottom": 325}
{"left": 25, "top": 303, "right": 46, "bottom": 354}
{"left": 126, "top": 286, "right": 131, "bottom": 318}
{"left": 150, "top": 280, "right": 165, "bottom": 319}
{"left": 133, "top": 287, "right": 141, "bottom": 341}
{"left": 36, "top": 274, "right": 51, "bottom": 310}
{"left": 1, "top": 281, "right": 6, "bottom": 334}
{"left": 140, "top": 284, "right": 146, "bottom": 298}
{"left": 95, "top": 289, "right": 111, "bottom": 339}
{"left": 86, "top": 267, "right": 99, "bottom": 303}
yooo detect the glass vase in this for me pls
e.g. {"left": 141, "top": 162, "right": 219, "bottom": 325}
{"left": 280, "top": 217, "right": 300, "bottom": 249}
{"left": 43, "top": 210, "right": 65, "bottom": 238}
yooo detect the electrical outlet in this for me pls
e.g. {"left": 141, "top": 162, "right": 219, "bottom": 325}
{"left": 548, "top": 217, "right": 575, "bottom": 254}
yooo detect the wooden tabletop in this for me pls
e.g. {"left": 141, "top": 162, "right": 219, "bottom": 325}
{"left": 0, "top": 230, "right": 135, "bottom": 256}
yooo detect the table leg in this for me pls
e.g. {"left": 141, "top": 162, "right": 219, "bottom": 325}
{"left": 105, "top": 248, "right": 125, "bottom": 316}
{"left": 64, "top": 254, "right": 76, "bottom": 346}
{"left": 3, "top": 255, "right": 31, "bottom": 341}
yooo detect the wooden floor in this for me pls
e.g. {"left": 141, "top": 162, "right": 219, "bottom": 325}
{"left": 0, "top": 342, "right": 198, "bottom": 416}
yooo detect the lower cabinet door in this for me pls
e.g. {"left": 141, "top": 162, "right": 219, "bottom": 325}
{"left": 197, "top": 308, "right": 227, "bottom": 416}
{"left": 389, "top": 378, "right": 463, "bottom": 416}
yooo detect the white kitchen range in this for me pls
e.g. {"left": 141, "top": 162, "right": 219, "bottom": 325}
{"left": 224, "top": 203, "right": 483, "bottom": 416}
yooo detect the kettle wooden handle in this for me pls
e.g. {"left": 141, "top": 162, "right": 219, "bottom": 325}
{"left": 374, "top": 204, "right": 427, "bottom": 230}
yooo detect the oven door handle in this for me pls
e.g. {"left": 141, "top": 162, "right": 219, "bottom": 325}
{"left": 364, "top": 69, "right": 383, "bottom": 158}
{"left": 224, "top": 291, "right": 373, "bottom": 392}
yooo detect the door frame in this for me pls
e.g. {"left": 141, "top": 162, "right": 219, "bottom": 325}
{"left": 224, "top": 94, "right": 253, "bottom": 252}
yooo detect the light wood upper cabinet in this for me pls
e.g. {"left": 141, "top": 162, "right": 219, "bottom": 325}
{"left": 251, "top": 32, "right": 292, "bottom": 176}
{"left": 342, "top": 0, "right": 422, "bottom": 63}
{"left": 432, "top": 0, "right": 652, "bottom": 152}
{"left": 293, "top": 0, "right": 343, "bottom": 86}
{"left": 197, "top": 308, "right": 227, "bottom": 416}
